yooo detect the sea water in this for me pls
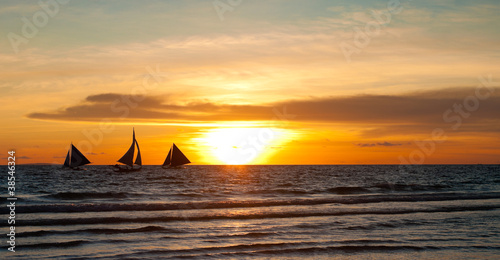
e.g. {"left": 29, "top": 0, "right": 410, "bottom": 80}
{"left": 1, "top": 165, "right": 499, "bottom": 259}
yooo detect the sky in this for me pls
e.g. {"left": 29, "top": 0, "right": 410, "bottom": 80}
{"left": 1, "top": 0, "right": 499, "bottom": 165}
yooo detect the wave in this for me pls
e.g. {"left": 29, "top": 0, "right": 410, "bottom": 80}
{"left": 253, "top": 245, "right": 438, "bottom": 254}
{"left": 6, "top": 191, "right": 500, "bottom": 214}
{"left": 245, "top": 189, "right": 310, "bottom": 195}
{"left": 326, "top": 186, "right": 371, "bottom": 194}
{"left": 20, "top": 240, "right": 89, "bottom": 249}
{"left": 244, "top": 183, "right": 453, "bottom": 195}
{"left": 323, "top": 184, "right": 452, "bottom": 194}
{"left": 42, "top": 191, "right": 133, "bottom": 200}
{"left": 18, "top": 225, "right": 177, "bottom": 237}
{"left": 215, "top": 232, "right": 277, "bottom": 238}
{"left": 20, "top": 239, "right": 133, "bottom": 249}
{"left": 114, "top": 243, "right": 442, "bottom": 259}
{"left": 343, "top": 219, "right": 430, "bottom": 231}
{"left": 15, "top": 204, "right": 500, "bottom": 226}
{"left": 372, "top": 183, "right": 451, "bottom": 192}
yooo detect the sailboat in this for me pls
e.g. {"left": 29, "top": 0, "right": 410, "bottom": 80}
{"left": 114, "top": 128, "right": 142, "bottom": 172}
{"left": 63, "top": 143, "right": 91, "bottom": 170}
{"left": 162, "top": 143, "right": 190, "bottom": 168}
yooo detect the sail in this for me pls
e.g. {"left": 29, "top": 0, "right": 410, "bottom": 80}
{"left": 63, "top": 150, "right": 70, "bottom": 167}
{"left": 118, "top": 129, "right": 141, "bottom": 167}
{"left": 134, "top": 140, "right": 142, "bottom": 166}
{"left": 170, "top": 143, "right": 191, "bottom": 167}
{"left": 70, "top": 144, "right": 91, "bottom": 167}
{"left": 162, "top": 148, "right": 172, "bottom": 166}
{"left": 118, "top": 137, "right": 135, "bottom": 167}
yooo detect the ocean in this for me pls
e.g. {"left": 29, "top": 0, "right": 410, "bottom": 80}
{"left": 2, "top": 165, "right": 500, "bottom": 259}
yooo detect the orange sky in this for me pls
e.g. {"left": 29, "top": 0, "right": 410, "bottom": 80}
{"left": 1, "top": 1, "right": 499, "bottom": 165}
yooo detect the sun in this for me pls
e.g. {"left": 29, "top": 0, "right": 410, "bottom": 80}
{"left": 195, "top": 128, "right": 290, "bottom": 165}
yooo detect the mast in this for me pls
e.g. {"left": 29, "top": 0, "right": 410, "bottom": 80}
{"left": 162, "top": 147, "right": 172, "bottom": 166}
{"left": 117, "top": 128, "right": 141, "bottom": 167}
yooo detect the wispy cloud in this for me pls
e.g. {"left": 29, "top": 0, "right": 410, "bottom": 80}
{"left": 2, "top": 0, "right": 499, "bottom": 105}
{"left": 356, "top": 141, "right": 405, "bottom": 148}
{"left": 2, "top": 156, "right": 31, "bottom": 159}
{"left": 86, "top": 152, "right": 104, "bottom": 155}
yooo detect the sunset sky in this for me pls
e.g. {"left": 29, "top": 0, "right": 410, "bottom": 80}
{"left": 1, "top": 0, "right": 499, "bottom": 165}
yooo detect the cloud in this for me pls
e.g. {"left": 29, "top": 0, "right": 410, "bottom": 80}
{"left": 356, "top": 141, "right": 405, "bottom": 148}
{"left": 26, "top": 93, "right": 272, "bottom": 122}
{"left": 2, "top": 156, "right": 31, "bottom": 159}
{"left": 356, "top": 143, "right": 376, "bottom": 147}
{"left": 26, "top": 87, "right": 500, "bottom": 136}
{"left": 86, "top": 152, "right": 105, "bottom": 155}
{"left": 377, "top": 142, "right": 402, "bottom": 147}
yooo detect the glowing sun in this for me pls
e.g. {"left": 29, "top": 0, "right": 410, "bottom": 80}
{"left": 195, "top": 128, "right": 290, "bottom": 165}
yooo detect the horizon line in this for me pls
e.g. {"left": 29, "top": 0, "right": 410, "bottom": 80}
{"left": 7, "top": 163, "right": 500, "bottom": 166}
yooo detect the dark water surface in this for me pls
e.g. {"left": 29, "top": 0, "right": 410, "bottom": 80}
{"left": 2, "top": 165, "right": 499, "bottom": 259}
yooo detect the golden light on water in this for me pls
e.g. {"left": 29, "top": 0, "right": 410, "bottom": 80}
{"left": 194, "top": 127, "right": 293, "bottom": 165}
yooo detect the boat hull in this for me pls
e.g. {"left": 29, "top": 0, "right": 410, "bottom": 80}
{"left": 113, "top": 165, "right": 142, "bottom": 172}
{"left": 162, "top": 165, "right": 187, "bottom": 169}
{"left": 62, "top": 166, "right": 87, "bottom": 171}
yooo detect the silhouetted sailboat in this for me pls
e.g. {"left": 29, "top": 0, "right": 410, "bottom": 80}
{"left": 63, "top": 143, "right": 91, "bottom": 170}
{"left": 162, "top": 143, "right": 190, "bottom": 168}
{"left": 114, "top": 129, "right": 142, "bottom": 172}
